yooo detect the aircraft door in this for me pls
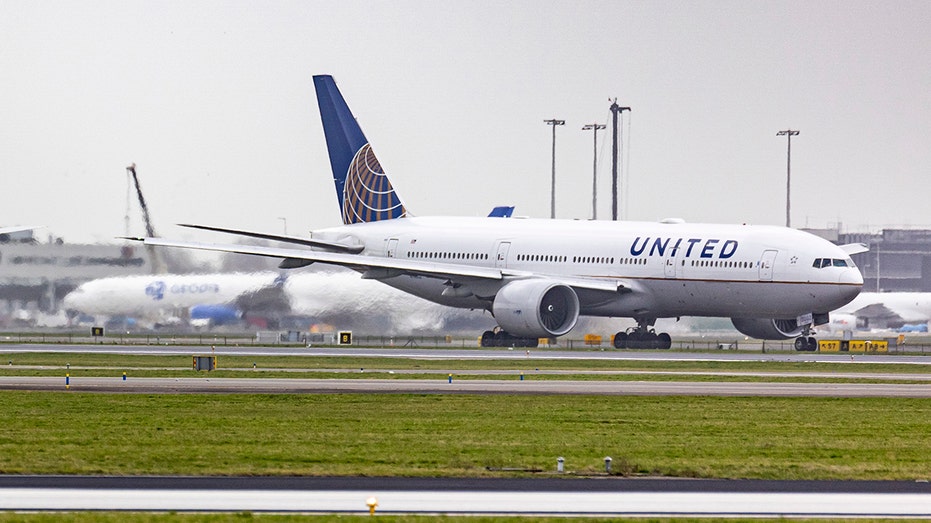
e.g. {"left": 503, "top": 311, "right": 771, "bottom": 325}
{"left": 495, "top": 241, "right": 511, "bottom": 269}
{"left": 386, "top": 238, "right": 399, "bottom": 258}
{"left": 759, "top": 249, "right": 777, "bottom": 281}
{"left": 664, "top": 245, "right": 679, "bottom": 278}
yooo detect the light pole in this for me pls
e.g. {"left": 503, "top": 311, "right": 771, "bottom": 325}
{"left": 776, "top": 129, "right": 799, "bottom": 228}
{"left": 610, "top": 101, "right": 631, "bottom": 221}
{"left": 582, "top": 123, "right": 606, "bottom": 219}
{"left": 544, "top": 119, "right": 565, "bottom": 219}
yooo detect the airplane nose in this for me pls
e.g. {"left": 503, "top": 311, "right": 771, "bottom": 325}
{"left": 840, "top": 268, "right": 864, "bottom": 286}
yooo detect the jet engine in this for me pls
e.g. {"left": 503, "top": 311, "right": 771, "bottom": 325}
{"left": 492, "top": 280, "right": 580, "bottom": 338}
{"left": 730, "top": 318, "right": 805, "bottom": 340}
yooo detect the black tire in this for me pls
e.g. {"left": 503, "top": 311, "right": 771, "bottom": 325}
{"left": 480, "top": 330, "right": 496, "bottom": 347}
{"left": 794, "top": 337, "right": 807, "bottom": 351}
{"left": 613, "top": 332, "right": 628, "bottom": 349}
{"left": 657, "top": 332, "right": 672, "bottom": 350}
{"left": 628, "top": 332, "right": 643, "bottom": 349}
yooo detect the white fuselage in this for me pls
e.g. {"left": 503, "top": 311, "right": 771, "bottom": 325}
{"left": 825, "top": 292, "right": 931, "bottom": 331}
{"left": 313, "top": 216, "right": 863, "bottom": 320}
{"left": 62, "top": 273, "right": 279, "bottom": 319}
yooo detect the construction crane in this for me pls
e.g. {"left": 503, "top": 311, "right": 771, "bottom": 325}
{"left": 126, "top": 163, "right": 167, "bottom": 274}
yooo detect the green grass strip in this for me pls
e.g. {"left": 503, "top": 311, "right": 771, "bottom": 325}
{"left": 1, "top": 391, "right": 929, "bottom": 480}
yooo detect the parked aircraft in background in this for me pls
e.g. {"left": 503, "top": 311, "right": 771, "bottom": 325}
{"left": 136, "top": 75, "right": 865, "bottom": 350}
{"left": 62, "top": 272, "right": 281, "bottom": 328}
{"left": 825, "top": 292, "right": 931, "bottom": 333}
{"left": 62, "top": 269, "right": 498, "bottom": 334}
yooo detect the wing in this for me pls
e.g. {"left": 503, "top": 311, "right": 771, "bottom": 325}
{"left": 178, "top": 224, "right": 364, "bottom": 253}
{"left": 839, "top": 243, "right": 869, "bottom": 255}
{"left": 134, "top": 237, "right": 629, "bottom": 295}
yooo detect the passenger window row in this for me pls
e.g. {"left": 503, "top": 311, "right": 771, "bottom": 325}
{"left": 689, "top": 260, "right": 755, "bottom": 268}
{"left": 409, "top": 251, "right": 489, "bottom": 261}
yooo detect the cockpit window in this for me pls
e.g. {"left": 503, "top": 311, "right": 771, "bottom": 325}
{"left": 813, "top": 257, "right": 853, "bottom": 269}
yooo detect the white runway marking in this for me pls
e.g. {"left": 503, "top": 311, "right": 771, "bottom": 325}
{"left": 2, "top": 488, "right": 930, "bottom": 517}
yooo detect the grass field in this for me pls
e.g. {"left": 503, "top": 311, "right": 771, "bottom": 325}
{"left": 1, "top": 389, "right": 929, "bottom": 480}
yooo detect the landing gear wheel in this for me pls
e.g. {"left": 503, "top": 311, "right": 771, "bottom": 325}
{"left": 657, "top": 332, "right": 672, "bottom": 350}
{"left": 613, "top": 332, "right": 628, "bottom": 349}
{"left": 481, "top": 329, "right": 539, "bottom": 348}
{"left": 627, "top": 331, "right": 643, "bottom": 349}
{"left": 520, "top": 337, "right": 538, "bottom": 348}
{"left": 795, "top": 336, "right": 818, "bottom": 351}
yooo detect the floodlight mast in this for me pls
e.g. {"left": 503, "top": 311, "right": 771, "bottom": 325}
{"left": 582, "top": 123, "right": 606, "bottom": 220}
{"left": 776, "top": 129, "right": 800, "bottom": 227}
{"left": 544, "top": 119, "right": 565, "bottom": 219}
{"left": 610, "top": 100, "right": 631, "bottom": 221}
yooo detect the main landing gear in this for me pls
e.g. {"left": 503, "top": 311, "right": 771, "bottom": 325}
{"left": 613, "top": 317, "right": 672, "bottom": 349}
{"left": 794, "top": 336, "right": 818, "bottom": 351}
{"left": 613, "top": 329, "right": 672, "bottom": 349}
{"left": 480, "top": 328, "right": 539, "bottom": 348}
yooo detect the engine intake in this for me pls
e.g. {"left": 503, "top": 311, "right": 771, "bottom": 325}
{"left": 492, "top": 280, "right": 580, "bottom": 338}
{"left": 731, "top": 318, "right": 805, "bottom": 340}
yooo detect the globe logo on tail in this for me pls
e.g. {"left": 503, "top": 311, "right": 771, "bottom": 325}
{"left": 342, "top": 143, "right": 407, "bottom": 224}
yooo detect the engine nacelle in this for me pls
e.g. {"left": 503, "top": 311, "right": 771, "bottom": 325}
{"left": 731, "top": 318, "right": 805, "bottom": 340}
{"left": 492, "top": 280, "right": 580, "bottom": 338}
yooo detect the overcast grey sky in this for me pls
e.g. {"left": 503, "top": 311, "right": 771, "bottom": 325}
{"left": 2, "top": 0, "right": 928, "bottom": 244}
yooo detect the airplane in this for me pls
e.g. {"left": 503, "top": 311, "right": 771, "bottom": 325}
{"left": 62, "top": 272, "right": 282, "bottom": 328}
{"left": 62, "top": 268, "right": 499, "bottom": 334}
{"left": 824, "top": 292, "right": 931, "bottom": 333}
{"left": 134, "top": 74, "right": 865, "bottom": 350}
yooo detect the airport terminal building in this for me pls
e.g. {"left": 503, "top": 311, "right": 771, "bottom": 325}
{"left": 0, "top": 232, "right": 152, "bottom": 325}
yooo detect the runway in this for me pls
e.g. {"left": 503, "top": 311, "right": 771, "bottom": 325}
{"left": 1, "top": 476, "right": 929, "bottom": 517}
{"left": 3, "top": 375, "right": 931, "bottom": 397}
{"left": 3, "top": 343, "right": 931, "bottom": 397}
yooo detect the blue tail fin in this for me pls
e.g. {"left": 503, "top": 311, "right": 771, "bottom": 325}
{"left": 313, "top": 75, "right": 407, "bottom": 225}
